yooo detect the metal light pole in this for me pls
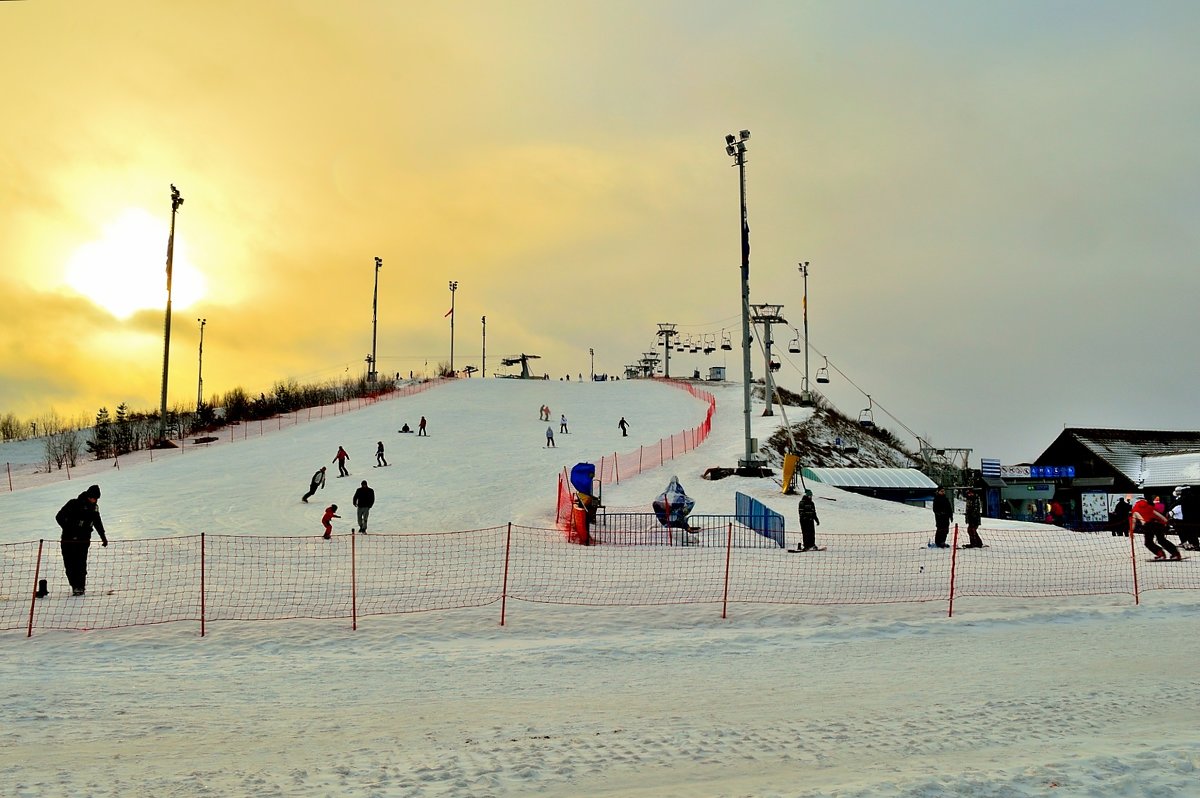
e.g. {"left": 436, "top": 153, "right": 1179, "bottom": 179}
{"left": 157, "top": 184, "right": 184, "bottom": 444}
{"left": 448, "top": 280, "right": 458, "bottom": 375}
{"left": 798, "top": 261, "right": 812, "bottom": 405}
{"left": 725, "top": 130, "right": 757, "bottom": 468}
{"left": 589, "top": 347, "right": 594, "bottom": 381}
{"left": 369, "top": 257, "right": 381, "bottom": 382}
{"left": 196, "top": 318, "right": 206, "bottom": 412}
{"left": 481, "top": 315, "right": 487, "bottom": 378}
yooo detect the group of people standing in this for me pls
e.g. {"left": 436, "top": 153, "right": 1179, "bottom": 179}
{"left": 931, "top": 486, "right": 985, "bottom": 549}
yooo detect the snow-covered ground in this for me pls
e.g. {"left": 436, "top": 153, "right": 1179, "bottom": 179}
{"left": 1, "top": 379, "right": 1197, "bottom": 797}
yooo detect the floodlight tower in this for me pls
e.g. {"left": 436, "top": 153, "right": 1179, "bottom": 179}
{"left": 725, "top": 130, "right": 759, "bottom": 468}
{"left": 196, "top": 318, "right": 206, "bottom": 412}
{"left": 448, "top": 280, "right": 458, "bottom": 374}
{"left": 589, "top": 347, "right": 594, "bottom": 381}
{"left": 798, "top": 261, "right": 812, "bottom": 406}
{"left": 481, "top": 315, "right": 487, "bottom": 378}
{"left": 157, "top": 184, "right": 184, "bottom": 444}
{"left": 368, "top": 257, "right": 381, "bottom": 382}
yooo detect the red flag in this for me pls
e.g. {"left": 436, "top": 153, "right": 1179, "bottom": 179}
{"left": 444, "top": 307, "right": 453, "bottom": 318}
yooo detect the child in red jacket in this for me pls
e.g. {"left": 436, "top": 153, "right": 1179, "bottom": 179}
{"left": 321, "top": 504, "right": 340, "bottom": 539}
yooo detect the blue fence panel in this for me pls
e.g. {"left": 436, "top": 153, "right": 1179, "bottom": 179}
{"left": 734, "top": 492, "right": 786, "bottom": 548}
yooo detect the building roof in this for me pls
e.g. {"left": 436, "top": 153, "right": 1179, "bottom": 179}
{"left": 801, "top": 467, "right": 937, "bottom": 490}
{"left": 1141, "top": 452, "right": 1200, "bottom": 488}
{"left": 1058, "top": 428, "right": 1200, "bottom": 486}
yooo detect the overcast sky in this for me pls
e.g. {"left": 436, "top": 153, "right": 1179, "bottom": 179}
{"left": 2, "top": 0, "right": 1197, "bottom": 465}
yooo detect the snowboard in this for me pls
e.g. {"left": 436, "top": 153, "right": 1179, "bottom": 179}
{"left": 788, "top": 546, "right": 827, "bottom": 553}
{"left": 1145, "top": 557, "right": 1188, "bottom": 562}
{"left": 957, "top": 545, "right": 990, "bottom": 550}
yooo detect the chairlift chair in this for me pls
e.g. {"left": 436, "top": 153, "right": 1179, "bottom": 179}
{"left": 769, "top": 360, "right": 781, "bottom": 372}
{"left": 859, "top": 395, "right": 876, "bottom": 428}
{"left": 720, "top": 331, "right": 732, "bottom": 351}
{"left": 703, "top": 335, "right": 715, "bottom": 355}
{"left": 815, "top": 356, "right": 830, "bottom": 384}
{"left": 788, "top": 333, "right": 801, "bottom": 354}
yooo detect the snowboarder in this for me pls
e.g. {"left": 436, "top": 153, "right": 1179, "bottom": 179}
{"left": 1132, "top": 495, "right": 1180, "bottom": 559}
{"left": 321, "top": 504, "right": 340, "bottom": 539}
{"left": 375, "top": 441, "right": 387, "bottom": 467}
{"left": 55, "top": 484, "right": 108, "bottom": 596}
{"left": 352, "top": 480, "right": 375, "bottom": 534}
{"left": 333, "top": 446, "right": 350, "bottom": 477}
{"left": 797, "top": 489, "right": 820, "bottom": 551}
{"left": 932, "top": 487, "right": 952, "bottom": 548}
{"left": 302, "top": 466, "right": 326, "bottom": 502}
{"left": 418, "top": 416, "right": 428, "bottom": 437}
{"left": 399, "top": 423, "right": 413, "bottom": 433}
{"left": 546, "top": 426, "right": 556, "bottom": 447}
{"left": 560, "top": 414, "right": 568, "bottom": 434}
{"left": 962, "top": 488, "right": 985, "bottom": 548}
{"left": 618, "top": 417, "right": 629, "bottom": 437}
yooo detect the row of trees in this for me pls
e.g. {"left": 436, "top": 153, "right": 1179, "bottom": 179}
{"left": 4, "top": 375, "right": 400, "bottom": 473}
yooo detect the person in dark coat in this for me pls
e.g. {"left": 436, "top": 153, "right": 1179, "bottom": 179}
{"left": 352, "top": 480, "right": 375, "bottom": 534}
{"left": 417, "top": 416, "right": 428, "bottom": 437}
{"left": 797, "top": 489, "right": 820, "bottom": 551}
{"left": 302, "top": 466, "right": 326, "bottom": 502}
{"left": 932, "top": 487, "right": 953, "bottom": 548}
{"left": 962, "top": 489, "right": 985, "bottom": 548}
{"left": 618, "top": 417, "right": 629, "bottom": 437}
{"left": 333, "top": 446, "right": 350, "bottom": 477}
{"left": 375, "top": 441, "right": 387, "bottom": 467}
{"left": 55, "top": 484, "right": 108, "bottom": 596}
{"left": 1110, "top": 497, "right": 1132, "bottom": 537}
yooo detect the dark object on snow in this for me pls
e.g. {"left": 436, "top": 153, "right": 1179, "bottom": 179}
{"left": 653, "top": 476, "right": 696, "bottom": 529}
{"left": 36, "top": 579, "right": 48, "bottom": 598}
{"left": 702, "top": 467, "right": 735, "bottom": 480}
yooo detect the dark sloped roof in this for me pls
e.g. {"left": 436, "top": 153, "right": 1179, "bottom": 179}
{"left": 1064, "top": 428, "right": 1200, "bottom": 484}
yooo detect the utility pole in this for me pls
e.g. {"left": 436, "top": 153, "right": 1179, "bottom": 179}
{"left": 798, "top": 262, "right": 813, "bottom": 406}
{"left": 157, "top": 184, "right": 184, "bottom": 444}
{"left": 589, "top": 347, "right": 594, "bottom": 381}
{"left": 369, "top": 257, "right": 381, "bottom": 382}
{"left": 481, "top": 315, "right": 487, "bottom": 378}
{"left": 724, "top": 130, "right": 759, "bottom": 468}
{"left": 448, "top": 280, "right": 458, "bottom": 375}
{"left": 196, "top": 318, "right": 206, "bottom": 412}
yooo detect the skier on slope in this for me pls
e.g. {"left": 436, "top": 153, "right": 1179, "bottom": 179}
{"left": 302, "top": 466, "right": 326, "bottom": 503}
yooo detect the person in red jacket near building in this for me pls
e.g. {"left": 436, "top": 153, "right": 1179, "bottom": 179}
{"left": 1131, "top": 495, "right": 1180, "bottom": 560}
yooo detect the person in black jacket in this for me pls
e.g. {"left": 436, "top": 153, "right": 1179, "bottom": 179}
{"left": 1110, "top": 497, "right": 1132, "bottom": 537}
{"left": 962, "top": 488, "right": 985, "bottom": 548}
{"left": 55, "top": 484, "right": 108, "bottom": 596}
{"left": 352, "top": 480, "right": 375, "bottom": 534}
{"left": 932, "top": 486, "right": 953, "bottom": 548}
{"left": 797, "top": 489, "right": 820, "bottom": 551}
{"left": 301, "top": 466, "right": 326, "bottom": 503}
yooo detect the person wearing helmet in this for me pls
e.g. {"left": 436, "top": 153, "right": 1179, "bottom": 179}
{"left": 321, "top": 504, "right": 341, "bottom": 540}
{"left": 797, "top": 489, "right": 820, "bottom": 551}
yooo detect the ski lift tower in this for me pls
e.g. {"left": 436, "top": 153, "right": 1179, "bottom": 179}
{"left": 919, "top": 444, "right": 974, "bottom": 488}
{"left": 749, "top": 304, "right": 786, "bottom": 416}
{"left": 656, "top": 323, "right": 678, "bottom": 378}
{"left": 640, "top": 351, "right": 661, "bottom": 378}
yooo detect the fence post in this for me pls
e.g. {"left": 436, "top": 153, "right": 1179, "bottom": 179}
{"left": 614, "top": 453, "right": 619, "bottom": 484}
{"left": 948, "top": 524, "right": 960, "bottom": 617}
{"left": 200, "top": 533, "right": 207, "bottom": 637}
{"left": 500, "top": 523, "right": 513, "bottom": 626}
{"left": 1129, "top": 514, "right": 1140, "bottom": 605}
{"left": 6, "top": 462, "right": 11, "bottom": 492}
{"left": 721, "top": 523, "right": 734, "bottom": 619}
{"left": 351, "top": 527, "right": 358, "bottom": 631}
{"left": 659, "top": 439, "right": 664, "bottom": 467}
{"left": 27, "top": 539, "right": 44, "bottom": 638}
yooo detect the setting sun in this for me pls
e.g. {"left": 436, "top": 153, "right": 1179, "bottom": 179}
{"left": 64, "top": 208, "right": 206, "bottom": 319}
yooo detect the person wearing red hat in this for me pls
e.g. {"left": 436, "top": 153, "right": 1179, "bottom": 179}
{"left": 55, "top": 484, "right": 109, "bottom": 596}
